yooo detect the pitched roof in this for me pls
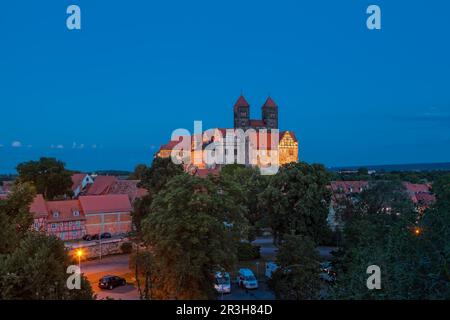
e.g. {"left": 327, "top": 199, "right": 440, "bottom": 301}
{"left": 71, "top": 173, "right": 87, "bottom": 191}
{"left": 79, "top": 195, "right": 132, "bottom": 214}
{"left": 158, "top": 129, "right": 298, "bottom": 152}
{"left": 85, "top": 176, "right": 118, "bottom": 195}
{"left": 108, "top": 180, "right": 144, "bottom": 203}
{"left": 330, "top": 181, "right": 369, "bottom": 194}
{"left": 194, "top": 167, "right": 221, "bottom": 178}
{"left": 415, "top": 193, "right": 436, "bottom": 206}
{"left": 402, "top": 182, "right": 431, "bottom": 194}
{"left": 29, "top": 194, "right": 48, "bottom": 218}
{"left": 46, "top": 200, "right": 85, "bottom": 222}
{"left": 263, "top": 97, "right": 277, "bottom": 108}
{"left": 280, "top": 131, "right": 298, "bottom": 143}
{"left": 233, "top": 95, "right": 249, "bottom": 111}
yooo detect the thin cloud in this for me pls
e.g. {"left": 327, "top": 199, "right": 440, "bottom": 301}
{"left": 11, "top": 141, "right": 22, "bottom": 148}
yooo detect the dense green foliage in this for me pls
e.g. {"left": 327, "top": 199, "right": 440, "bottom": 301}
{"left": 259, "top": 162, "right": 331, "bottom": 244}
{"left": 0, "top": 183, "right": 93, "bottom": 299}
{"left": 237, "top": 242, "right": 261, "bottom": 261}
{"left": 331, "top": 180, "right": 450, "bottom": 299}
{"left": 141, "top": 174, "right": 247, "bottom": 299}
{"left": 270, "top": 235, "right": 321, "bottom": 300}
{"left": 16, "top": 157, "right": 73, "bottom": 200}
{"left": 131, "top": 157, "right": 184, "bottom": 233}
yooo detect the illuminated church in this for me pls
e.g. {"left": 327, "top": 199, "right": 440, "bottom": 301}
{"left": 157, "top": 95, "right": 299, "bottom": 173}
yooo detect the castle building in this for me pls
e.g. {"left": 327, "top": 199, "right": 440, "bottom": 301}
{"left": 157, "top": 95, "right": 299, "bottom": 172}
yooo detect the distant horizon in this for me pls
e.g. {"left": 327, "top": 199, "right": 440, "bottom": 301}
{"left": 1, "top": 146, "right": 449, "bottom": 175}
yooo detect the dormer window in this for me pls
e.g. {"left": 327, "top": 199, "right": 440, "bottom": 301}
{"left": 53, "top": 211, "right": 60, "bottom": 218}
{"left": 73, "top": 210, "right": 80, "bottom": 217}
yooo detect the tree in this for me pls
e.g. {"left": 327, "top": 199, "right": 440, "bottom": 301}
{"left": 129, "top": 164, "right": 148, "bottom": 180}
{"left": 130, "top": 249, "right": 156, "bottom": 300}
{"left": 16, "top": 157, "right": 73, "bottom": 200}
{"left": 138, "top": 157, "right": 183, "bottom": 192}
{"left": 0, "top": 185, "right": 93, "bottom": 299}
{"left": 0, "top": 233, "right": 93, "bottom": 299}
{"left": 131, "top": 157, "right": 183, "bottom": 234}
{"left": 331, "top": 179, "right": 450, "bottom": 299}
{"left": 270, "top": 235, "right": 321, "bottom": 299}
{"left": 221, "top": 165, "right": 270, "bottom": 239}
{"left": 259, "top": 162, "right": 331, "bottom": 244}
{"left": 141, "top": 174, "right": 247, "bottom": 299}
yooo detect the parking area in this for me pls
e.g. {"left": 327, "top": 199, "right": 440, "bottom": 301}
{"left": 82, "top": 254, "right": 140, "bottom": 300}
{"left": 220, "top": 280, "right": 275, "bottom": 300}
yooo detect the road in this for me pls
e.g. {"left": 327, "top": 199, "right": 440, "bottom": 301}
{"left": 81, "top": 254, "right": 140, "bottom": 300}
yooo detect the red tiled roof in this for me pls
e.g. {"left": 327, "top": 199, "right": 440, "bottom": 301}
{"left": 79, "top": 195, "right": 132, "bottom": 214}
{"left": 46, "top": 200, "right": 85, "bottom": 222}
{"left": 415, "top": 193, "right": 436, "bottom": 206}
{"left": 159, "top": 129, "right": 298, "bottom": 152}
{"left": 330, "top": 181, "right": 369, "bottom": 194}
{"left": 402, "top": 182, "right": 431, "bottom": 194}
{"left": 85, "top": 176, "right": 118, "bottom": 195}
{"left": 249, "top": 120, "right": 266, "bottom": 127}
{"left": 108, "top": 180, "right": 144, "bottom": 203}
{"left": 194, "top": 167, "right": 221, "bottom": 178}
{"left": 233, "top": 95, "right": 249, "bottom": 112}
{"left": 71, "top": 173, "right": 87, "bottom": 191}
{"left": 29, "top": 194, "right": 48, "bottom": 218}
{"left": 263, "top": 97, "right": 277, "bottom": 108}
{"left": 1, "top": 181, "right": 14, "bottom": 193}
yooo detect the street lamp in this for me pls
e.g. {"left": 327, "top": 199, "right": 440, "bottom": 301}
{"left": 76, "top": 249, "right": 83, "bottom": 269}
{"left": 414, "top": 227, "right": 422, "bottom": 236}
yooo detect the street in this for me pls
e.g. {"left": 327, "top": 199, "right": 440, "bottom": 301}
{"left": 81, "top": 254, "right": 140, "bottom": 300}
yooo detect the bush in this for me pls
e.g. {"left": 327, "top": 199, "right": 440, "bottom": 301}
{"left": 120, "top": 242, "right": 133, "bottom": 254}
{"left": 237, "top": 242, "right": 260, "bottom": 261}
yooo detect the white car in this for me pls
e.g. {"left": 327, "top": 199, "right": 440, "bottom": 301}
{"left": 237, "top": 268, "right": 258, "bottom": 290}
{"left": 214, "top": 272, "right": 231, "bottom": 294}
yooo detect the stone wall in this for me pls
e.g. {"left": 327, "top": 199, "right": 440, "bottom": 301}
{"left": 66, "top": 237, "right": 131, "bottom": 260}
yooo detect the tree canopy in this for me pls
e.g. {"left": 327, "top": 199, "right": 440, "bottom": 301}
{"left": 331, "top": 180, "right": 450, "bottom": 299}
{"left": 141, "top": 173, "right": 247, "bottom": 299}
{"left": 0, "top": 183, "right": 93, "bottom": 299}
{"left": 259, "top": 162, "right": 331, "bottom": 244}
{"left": 16, "top": 157, "right": 73, "bottom": 200}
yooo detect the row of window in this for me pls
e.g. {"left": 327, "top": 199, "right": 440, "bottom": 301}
{"left": 50, "top": 220, "right": 82, "bottom": 230}
{"left": 52, "top": 210, "right": 80, "bottom": 218}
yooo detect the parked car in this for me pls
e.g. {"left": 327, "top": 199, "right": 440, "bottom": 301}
{"left": 82, "top": 234, "right": 95, "bottom": 241}
{"left": 214, "top": 272, "right": 231, "bottom": 294}
{"left": 237, "top": 268, "right": 258, "bottom": 290}
{"left": 85, "top": 233, "right": 111, "bottom": 241}
{"left": 98, "top": 275, "right": 126, "bottom": 290}
{"left": 100, "top": 232, "right": 112, "bottom": 239}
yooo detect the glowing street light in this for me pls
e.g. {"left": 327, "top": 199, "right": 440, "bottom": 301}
{"left": 414, "top": 227, "right": 421, "bottom": 236}
{"left": 76, "top": 249, "right": 83, "bottom": 269}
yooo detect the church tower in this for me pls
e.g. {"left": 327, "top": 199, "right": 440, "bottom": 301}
{"left": 233, "top": 95, "right": 250, "bottom": 129}
{"left": 262, "top": 97, "right": 278, "bottom": 129}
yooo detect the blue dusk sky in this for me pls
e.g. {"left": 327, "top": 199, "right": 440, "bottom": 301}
{"left": 0, "top": 0, "right": 449, "bottom": 173}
